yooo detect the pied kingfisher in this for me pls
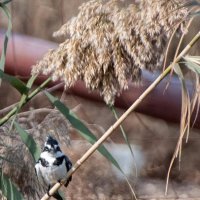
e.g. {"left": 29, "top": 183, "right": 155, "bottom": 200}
{"left": 35, "top": 136, "right": 72, "bottom": 200}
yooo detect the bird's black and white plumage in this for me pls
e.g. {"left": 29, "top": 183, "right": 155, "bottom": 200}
{"left": 35, "top": 136, "right": 72, "bottom": 200}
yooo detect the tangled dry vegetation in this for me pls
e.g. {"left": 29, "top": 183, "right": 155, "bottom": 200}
{"left": 32, "top": 0, "right": 189, "bottom": 105}
{"left": 0, "top": 109, "right": 72, "bottom": 199}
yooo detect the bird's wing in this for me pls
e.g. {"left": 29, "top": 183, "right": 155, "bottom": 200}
{"left": 64, "top": 155, "right": 72, "bottom": 171}
{"left": 35, "top": 161, "right": 47, "bottom": 188}
{"left": 52, "top": 191, "right": 64, "bottom": 200}
{"left": 64, "top": 155, "right": 72, "bottom": 187}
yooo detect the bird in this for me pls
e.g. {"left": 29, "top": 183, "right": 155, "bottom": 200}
{"left": 35, "top": 135, "right": 72, "bottom": 200}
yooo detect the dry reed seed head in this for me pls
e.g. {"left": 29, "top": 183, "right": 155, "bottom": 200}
{"left": 32, "top": 0, "right": 189, "bottom": 105}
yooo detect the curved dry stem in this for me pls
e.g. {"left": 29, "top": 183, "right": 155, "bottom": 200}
{"left": 163, "top": 25, "right": 179, "bottom": 71}
{"left": 174, "top": 18, "right": 194, "bottom": 60}
{"left": 164, "top": 15, "right": 194, "bottom": 93}
{"left": 0, "top": 102, "right": 18, "bottom": 116}
{"left": 191, "top": 74, "right": 200, "bottom": 128}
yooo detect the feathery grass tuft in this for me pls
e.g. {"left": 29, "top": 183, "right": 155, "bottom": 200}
{"left": 32, "top": 0, "right": 189, "bottom": 105}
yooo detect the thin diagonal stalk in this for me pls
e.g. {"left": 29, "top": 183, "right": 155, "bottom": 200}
{"left": 0, "top": 81, "right": 64, "bottom": 116}
{"left": 41, "top": 31, "right": 200, "bottom": 200}
{"left": 0, "top": 77, "right": 52, "bottom": 126}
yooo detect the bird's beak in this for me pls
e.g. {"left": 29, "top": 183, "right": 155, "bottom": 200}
{"left": 51, "top": 147, "right": 57, "bottom": 154}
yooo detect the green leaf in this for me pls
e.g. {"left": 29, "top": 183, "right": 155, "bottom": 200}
{"left": 9, "top": 75, "right": 37, "bottom": 130}
{"left": 0, "top": 4, "right": 12, "bottom": 72}
{"left": 110, "top": 106, "right": 138, "bottom": 177}
{"left": 174, "top": 63, "right": 184, "bottom": 79}
{"left": 0, "top": 69, "right": 28, "bottom": 94}
{"left": 185, "top": 60, "right": 200, "bottom": 74}
{"left": 15, "top": 75, "right": 37, "bottom": 113}
{"left": 0, "top": 168, "right": 24, "bottom": 200}
{"left": 45, "top": 91, "right": 121, "bottom": 170}
{"left": 0, "top": 0, "right": 12, "bottom": 5}
{"left": 183, "top": 56, "right": 200, "bottom": 74}
{"left": 14, "top": 122, "right": 41, "bottom": 162}
{"left": 26, "top": 75, "right": 37, "bottom": 89}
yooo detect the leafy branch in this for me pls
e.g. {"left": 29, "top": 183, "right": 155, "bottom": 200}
{"left": 0, "top": 77, "right": 52, "bottom": 126}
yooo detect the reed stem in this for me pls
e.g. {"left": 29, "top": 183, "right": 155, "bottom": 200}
{"left": 40, "top": 31, "right": 200, "bottom": 200}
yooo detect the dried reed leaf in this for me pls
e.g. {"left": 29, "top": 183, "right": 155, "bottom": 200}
{"left": 165, "top": 63, "right": 191, "bottom": 194}
{"left": 166, "top": 54, "right": 200, "bottom": 193}
{"left": 184, "top": 55, "right": 200, "bottom": 127}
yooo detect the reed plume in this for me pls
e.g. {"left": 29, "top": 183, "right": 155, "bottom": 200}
{"left": 32, "top": 0, "right": 189, "bottom": 104}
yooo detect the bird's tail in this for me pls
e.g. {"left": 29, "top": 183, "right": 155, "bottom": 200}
{"left": 64, "top": 176, "right": 72, "bottom": 188}
{"left": 52, "top": 191, "right": 63, "bottom": 200}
